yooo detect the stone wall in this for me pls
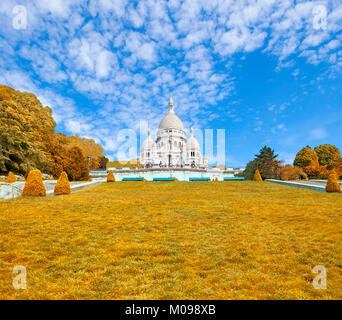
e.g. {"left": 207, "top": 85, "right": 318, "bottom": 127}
{"left": 0, "top": 182, "right": 23, "bottom": 200}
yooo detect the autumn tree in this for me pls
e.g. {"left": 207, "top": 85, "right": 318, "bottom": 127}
{"left": 0, "top": 85, "right": 106, "bottom": 177}
{"left": 99, "top": 156, "right": 109, "bottom": 169}
{"left": 293, "top": 146, "right": 319, "bottom": 168}
{"left": 65, "top": 135, "right": 104, "bottom": 169}
{"left": 303, "top": 165, "right": 329, "bottom": 179}
{"left": 63, "top": 147, "right": 89, "bottom": 181}
{"left": 334, "top": 159, "right": 342, "bottom": 179}
{"left": 0, "top": 85, "right": 55, "bottom": 175}
{"left": 314, "top": 144, "right": 341, "bottom": 169}
{"left": 107, "top": 159, "right": 142, "bottom": 168}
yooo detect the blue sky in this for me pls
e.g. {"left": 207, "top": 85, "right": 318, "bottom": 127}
{"left": 0, "top": 0, "right": 341, "bottom": 167}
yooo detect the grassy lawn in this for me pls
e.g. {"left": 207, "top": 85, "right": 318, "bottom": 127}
{"left": 0, "top": 181, "right": 341, "bottom": 299}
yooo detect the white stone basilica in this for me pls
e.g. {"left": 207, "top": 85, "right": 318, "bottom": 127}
{"left": 140, "top": 98, "right": 208, "bottom": 168}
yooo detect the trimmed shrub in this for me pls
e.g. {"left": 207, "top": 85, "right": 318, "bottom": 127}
{"left": 253, "top": 169, "right": 262, "bottom": 181}
{"left": 325, "top": 172, "right": 341, "bottom": 193}
{"left": 107, "top": 170, "right": 115, "bottom": 182}
{"left": 6, "top": 171, "right": 17, "bottom": 183}
{"left": 54, "top": 171, "right": 71, "bottom": 195}
{"left": 22, "top": 169, "right": 46, "bottom": 196}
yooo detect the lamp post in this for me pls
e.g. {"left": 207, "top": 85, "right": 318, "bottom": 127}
{"left": 87, "top": 155, "right": 91, "bottom": 171}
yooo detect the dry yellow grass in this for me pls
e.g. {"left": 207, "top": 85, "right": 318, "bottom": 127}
{"left": 0, "top": 181, "right": 341, "bottom": 300}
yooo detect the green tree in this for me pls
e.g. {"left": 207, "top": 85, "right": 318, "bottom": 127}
{"left": 242, "top": 160, "right": 257, "bottom": 180}
{"left": 293, "top": 146, "right": 319, "bottom": 168}
{"left": 314, "top": 144, "right": 341, "bottom": 169}
{"left": 254, "top": 146, "right": 281, "bottom": 179}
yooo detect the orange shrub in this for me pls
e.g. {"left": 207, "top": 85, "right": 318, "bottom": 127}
{"left": 280, "top": 166, "right": 307, "bottom": 181}
{"left": 304, "top": 165, "right": 329, "bottom": 179}
{"left": 22, "top": 169, "right": 46, "bottom": 197}
{"left": 54, "top": 171, "right": 71, "bottom": 195}
{"left": 253, "top": 169, "right": 262, "bottom": 181}
{"left": 325, "top": 172, "right": 341, "bottom": 193}
{"left": 280, "top": 166, "right": 298, "bottom": 181}
{"left": 6, "top": 171, "right": 17, "bottom": 183}
{"left": 107, "top": 170, "right": 115, "bottom": 182}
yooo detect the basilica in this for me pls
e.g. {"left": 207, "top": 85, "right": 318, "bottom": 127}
{"left": 140, "top": 98, "right": 208, "bottom": 168}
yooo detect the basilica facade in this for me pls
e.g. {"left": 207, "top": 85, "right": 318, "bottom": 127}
{"left": 140, "top": 98, "right": 208, "bottom": 168}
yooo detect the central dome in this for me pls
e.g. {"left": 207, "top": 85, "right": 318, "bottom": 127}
{"left": 158, "top": 98, "right": 184, "bottom": 131}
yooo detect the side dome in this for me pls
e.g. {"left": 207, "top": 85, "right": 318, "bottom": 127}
{"left": 187, "top": 128, "right": 200, "bottom": 150}
{"left": 158, "top": 98, "right": 184, "bottom": 131}
{"left": 141, "top": 129, "right": 156, "bottom": 150}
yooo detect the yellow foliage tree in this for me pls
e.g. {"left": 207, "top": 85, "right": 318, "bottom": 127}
{"left": 253, "top": 169, "right": 263, "bottom": 181}
{"left": 107, "top": 170, "right": 115, "bottom": 182}
{"left": 22, "top": 169, "right": 46, "bottom": 196}
{"left": 64, "top": 135, "right": 104, "bottom": 169}
{"left": 334, "top": 159, "right": 342, "bottom": 179}
{"left": 0, "top": 85, "right": 106, "bottom": 176}
{"left": 315, "top": 144, "right": 341, "bottom": 169}
{"left": 294, "top": 146, "right": 319, "bottom": 168}
{"left": 6, "top": 171, "right": 17, "bottom": 183}
{"left": 54, "top": 171, "right": 71, "bottom": 195}
{"left": 325, "top": 172, "right": 341, "bottom": 193}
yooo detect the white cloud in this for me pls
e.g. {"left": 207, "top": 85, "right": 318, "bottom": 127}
{"left": 310, "top": 128, "right": 328, "bottom": 140}
{"left": 0, "top": 0, "right": 341, "bottom": 160}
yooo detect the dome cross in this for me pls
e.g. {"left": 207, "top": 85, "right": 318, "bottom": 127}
{"left": 168, "top": 97, "right": 174, "bottom": 113}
